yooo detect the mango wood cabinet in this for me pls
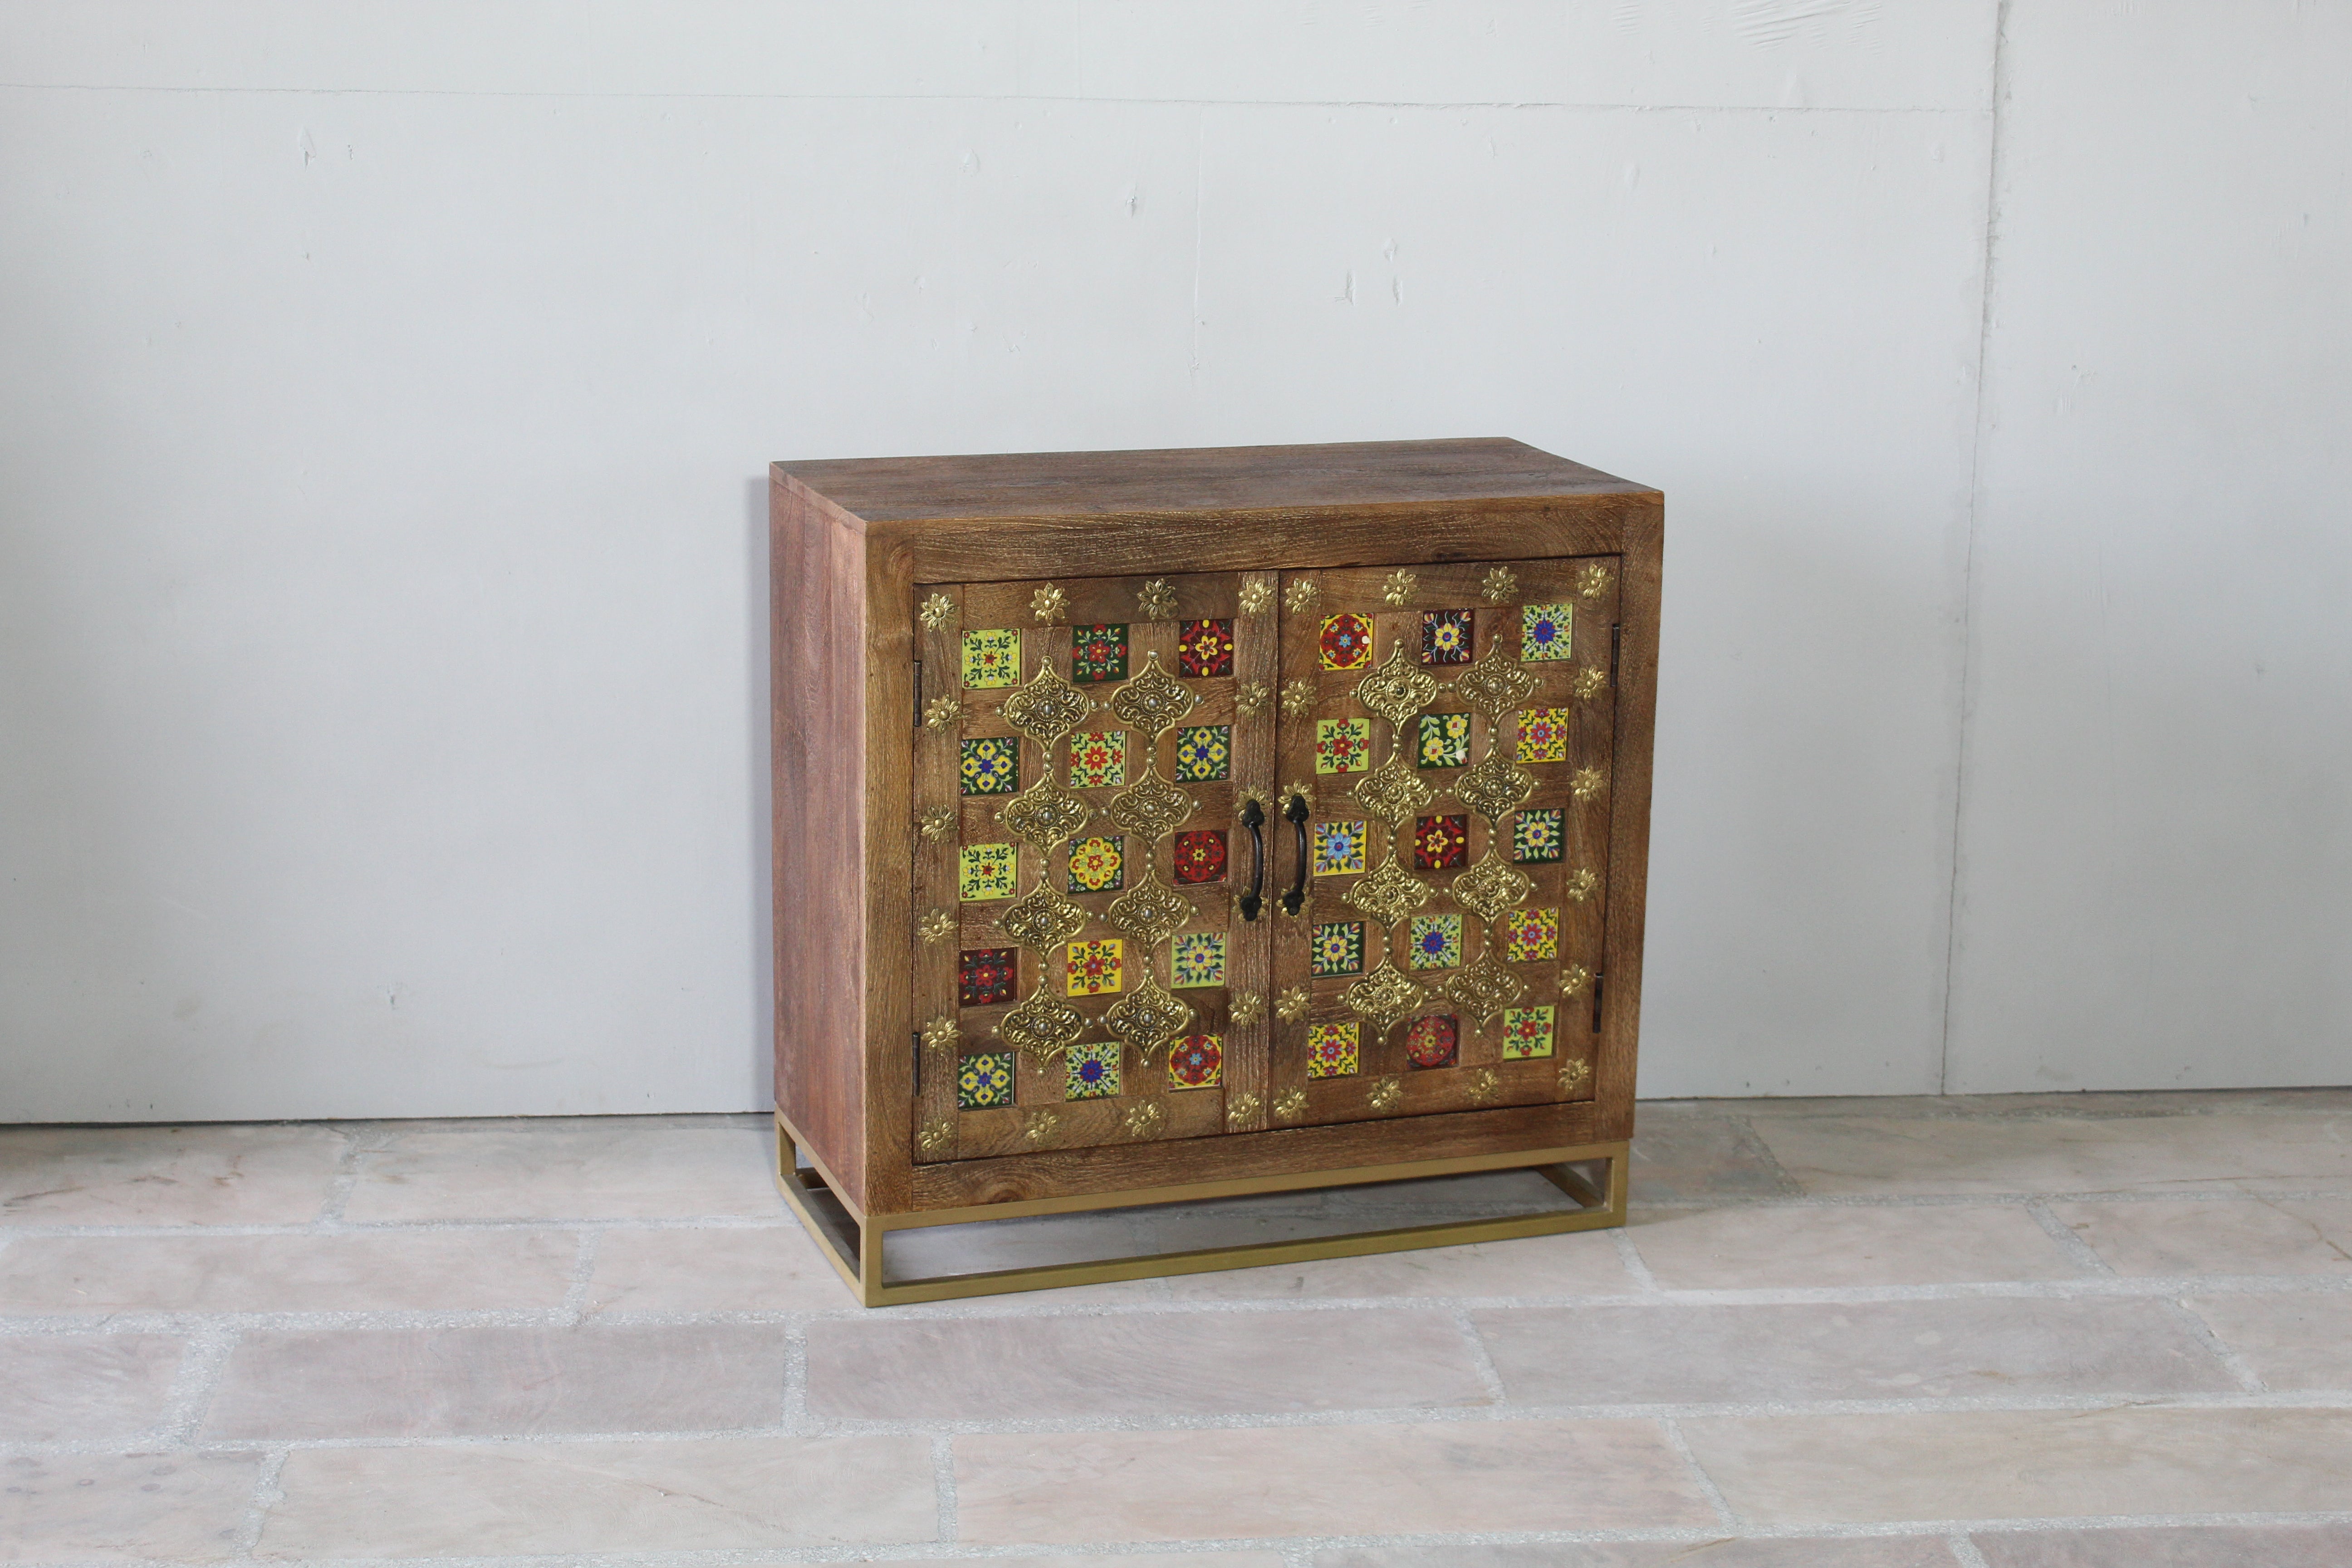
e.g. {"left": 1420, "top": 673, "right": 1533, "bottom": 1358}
{"left": 772, "top": 439, "right": 1661, "bottom": 1304}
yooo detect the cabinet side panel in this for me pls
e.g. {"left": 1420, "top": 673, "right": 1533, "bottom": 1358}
{"left": 1594, "top": 499, "right": 1664, "bottom": 1142}
{"left": 773, "top": 471, "right": 867, "bottom": 1209}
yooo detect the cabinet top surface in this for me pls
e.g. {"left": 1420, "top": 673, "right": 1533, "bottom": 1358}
{"left": 774, "top": 437, "right": 1653, "bottom": 525}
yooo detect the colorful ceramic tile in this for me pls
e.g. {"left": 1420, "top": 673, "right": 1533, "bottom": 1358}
{"left": 959, "top": 735, "right": 1020, "bottom": 796}
{"left": 1066, "top": 834, "right": 1125, "bottom": 893}
{"left": 1072, "top": 623, "right": 1129, "bottom": 682}
{"left": 961, "top": 628, "right": 1020, "bottom": 689}
{"left": 1173, "top": 829, "right": 1228, "bottom": 885}
{"left": 1170, "top": 931, "right": 1227, "bottom": 989}
{"left": 1065, "top": 1040, "right": 1122, "bottom": 1100}
{"left": 1501, "top": 1004, "right": 1557, "bottom": 1060}
{"left": 1504, "top": 906, "right": 1559, "bottom": 963}
{"left": 957, "top": 843, "right": 1017, "bottom": 902}
{"left": 958, "top": 947, "right": 1018, "bottom": 1008}
{"left": 1409, "top": 913, "right": 1464, "bottom": 971}
{"left": 1306, "top": 1021, "right": 1360, "bottom": 1079}
{"left": 1065, "top": 937, "right": 1125, "bottom": 997}
{"left": 1512, "top": 808, "right": 1566, "bottom": 864}
{"left": 1413, "top": 813, "right": 1470, "bottom": 872}
{"left": 1178, "top": 619, "right": 1235, "bottom": 679}
{"left": 1517, "top": 707, "right": 1570, "bottom": 764}
{"left": 1314, "top": 716, "right": 1372, "bottom": 774}
{"left": 1521, "top": 603, "right": 1573, "bottom": 662}
{"left": 1067, "top": 730, "right": 1127, "bottom": 790}
{"left": 1167, "top": 1033, "right": 1223, "bottom": 1089}
{"left": 956, "top": 1051, "right": 1017, "bottom": 1110}
{"left": 1311, "top": 819, "right": 1368, "bottom": 877}
{"left": 1174, "top": 725, "right": 1232, "bottom": 781}
{"left": 1421, "top": 608, "right": 1474, "bottom": 666}
{"left": 1312, "top": 921, "right": 1366, "bottom": 978}
{"left": 1318, "top": 612, "right": 1374, "bottom": 671}
{"left": 1404, "top": 1014, "right": 1460, "bottom": 1069}
{"left": 1416, "top": 711, "right": 1471, "bottom": 770}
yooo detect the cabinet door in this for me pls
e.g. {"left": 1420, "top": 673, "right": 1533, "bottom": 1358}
{"left": 909, "top": 571, "right": 1279, "bottom": 1162}
{"left": 1269, "top": 559, "right": 1619, "bottom": 1128}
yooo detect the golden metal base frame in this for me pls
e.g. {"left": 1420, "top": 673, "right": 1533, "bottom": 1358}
{"left": 772, "top": 1111, "right": 1630, "bottom": 1307}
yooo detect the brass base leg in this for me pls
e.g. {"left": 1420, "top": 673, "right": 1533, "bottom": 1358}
{"left": 774, "top": 1113, "right": 1628, "bottom": 1308}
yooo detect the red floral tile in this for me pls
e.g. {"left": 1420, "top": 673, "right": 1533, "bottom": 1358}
{"left": 1177, "top": 619, "right": 1235, "bottom": 678}
{"left": 1405, "top": 1014, "right": 1460, "bottom": 1069}
{"left": 958, "top": 947, "right": 1018, "bottom": 1008}
{"left": 1172, "top": 829, "right": 1228, "bottom": 884}
{"left": 1414, "top": 813, "right": 1470, "bottom": 871}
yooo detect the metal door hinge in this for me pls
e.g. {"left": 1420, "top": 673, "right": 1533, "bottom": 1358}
{"left": 912, "top": 661, "right": 924, "bottom": 730}
{"left": 911, "top": 1030, "right": 923, "bottom": 1092}
{"left": 1591, "top": 970, "right": 1606, "bottom": 1032}
{"left": 1609, "top": 626, "right": 1621, "bottom": 687}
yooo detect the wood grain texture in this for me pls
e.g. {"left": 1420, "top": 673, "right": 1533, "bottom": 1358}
{"left": 909, "top": 1098, "right": 1616, "bottom": 1210}
{"left": 770, "top": 475, "right": 870, "bottom": 1210}
{"left": 779, "top": 437, "right": 1641, "bottom": 522}
{"left": 772, "top": 441, "right": 1659, "bottom": 1220}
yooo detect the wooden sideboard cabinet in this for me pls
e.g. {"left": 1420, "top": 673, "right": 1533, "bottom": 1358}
{"left": 771, "top": 439, "right": 1661, "bottom": 1304}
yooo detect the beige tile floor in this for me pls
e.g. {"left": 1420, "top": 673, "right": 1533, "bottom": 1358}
{"left": 2, "top": 1093, "right": 2350, "bottom": 1564}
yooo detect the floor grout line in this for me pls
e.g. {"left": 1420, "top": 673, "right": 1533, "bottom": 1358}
{"left": 2165, "top": 1295, "right": 2271, "bottom": 1394}
{"left": 230, "top": 1446, "right": 289, "bottom": 1558}
{"left": 1657, "top": 1416, "right": 1743, "bottom": 1530}
{"left": 1449, "top": 1304, "right": 1510, "bottom": 1408}
{"left": 1946, "top": 1532, "right": 1994, "bottom": 1567}
{"left": 930, "top": 1431, "right": 959, "bottom": 1547}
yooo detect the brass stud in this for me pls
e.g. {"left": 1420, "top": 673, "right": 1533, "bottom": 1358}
{"left": 922, "top": 696, "right": 959, "bottom": 730}
{"left": 1279, "top": 678, "right": 1318, "bottom": 717}
{"left": 1274, "top": 985, "right": 1312, "bottom": 1023}
{"left": 1137, "top": 578, "right": 1179, "bottom": 619}
{"left": 1284, "top": 579, "right": 1318, "bottom": 612}
{"left": 916, "top": 908, "right": 956, "bottom": 944}
{"left": 1558, "top": 1058, "right": 1592, "bottom": 1092}
{"left": 1032, "top": 584, "right": 1068, "bottom": 621}
{"left": 1273, "top": 1087, "right": 1308, "bottom": 1122}
{"left": 1368, "top": 1075, "right": 1403, "bottom": 1111}
{"left": 917, "top": 807, "right": 956, "bottom": 841}
{"left": 1237, "top": 577, "right": 1275, "bottom": 616}
{"left": 1559, "top": 963, "right": 1592, "bottom": 999}
{"left": 1571, "top": 766, "right": 1608, "bottom": 803}
{"left": 1023, "top": 1109, "right": 1061, "bottom": 1142}
{"left": 1381, "top": 568, "right": 1418, "bottom": 606}
{"left": 1573, "top": 666, "right": 1608, "bottom": 701}
{"left": 920, "top": 1015, "right": 959, "bottom": 1053}
{"left": 1466, "top": 1067, "right": 1500, "bottom": 1104}
{"left": 1480, "top": 566, "right": 1518, "bottom": 603}
{"left": 917, "top": 1119, "right": 954, "bottom": 1154}
{"left": 919, "top": 592, "right": 956, "bottom": 629}
{"left": 1229, "top": 991, "right": 1267, "bottom": 1027}
{"left": 1234, "top": 680, "right": 1272, "bottom": 716}
{"left": 1563, "top": 868, "right": 1599, "bottom": 903}
{"left": 1228, "top": 1091, "right": 1264, "bottom": 1128}
{"left": 1576, "top": 563, "right": 1612, "bottom": 599}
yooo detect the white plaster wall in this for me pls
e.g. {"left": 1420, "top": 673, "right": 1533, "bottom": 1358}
{"left": 1945, "top": 1, "right": 2352, "bottom": 1092}
{"left": 0, "top": 2, "right": 2337, "bottom": 1119}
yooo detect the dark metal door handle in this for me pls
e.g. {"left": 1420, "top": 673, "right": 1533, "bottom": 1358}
{"left": 1280, "top": 793, "right": 1310, "bottom": 916}
{"left": 1237, "top": 798, "right": 1267, "bottom": 921}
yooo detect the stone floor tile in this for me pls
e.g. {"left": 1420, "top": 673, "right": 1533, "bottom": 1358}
{"left": 1972, "top": 1523, "right": 2352, "bottom": 1566}
{"left": 1627, "top": 1106, "right": 1800, "bottom": 1199}
{"left": 2184, "top": 1292, "right": 2352, "bottom": 1388}
{"left": 0, "top": 1229, "right": 578, "bottom": 1314}
{"left": 953, "top": 1418, "right": 1714, "bottom": 1543}
{"left": 341, "top": 1116, "right": 779, "bottom": 1222}
{"left": 582, "top": 1222, "right": 851, "bottom": 1313}
{"left": 0, "top": 1451, "right": 263, "bottom": 1562}
{"left": 1324, "top": 1167, "right": 1602, "bottom": 1215}
{"left": 257, "top": 1436, "right": 933, "bottom": 1555}
{"left": 0, "top": 1123, "right": 347, "bottom": 1227}
{"left": 849, "top": 1555, "right": 1287, "bottom": 1568}
{"left": 2046, "top": 1197, "right": 2352, "bottom": 1276}
{"left": 0, "top": 1335, "right": 184, "bottom": 1441}
{"left": 1474, "top": 1297, "right": 2234, "bottom": 1404}
{"left": 1749, "top": 1113, "right": 2352, "bottom": 1196}
{"left": 200, "top": 1323, "right": 784, "bottom": 1438}
{"left": 1628, "top": 1203, "right": 2080, "bottom": 1288}
{"left": 1317, "top": 1539, "right": 1960, "bottom": 1566}
{"left": 1734, "top": 1088, "right": 2352, "bottom": 1120}
{"left": 1156, "top": 1227, "right": 1635, "bottom": 1301}
{"left": 806, "top": 1307, "right": 1490, "bottom": 1419}
{"left": 876, "top": 1212, "right": 1159, "bottom": 1303}
{"left": 1684, "top": 1406, "right": 2352, "bottom": 1523}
